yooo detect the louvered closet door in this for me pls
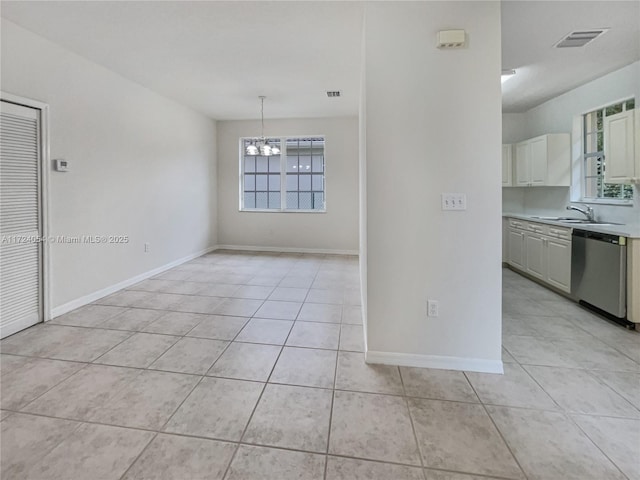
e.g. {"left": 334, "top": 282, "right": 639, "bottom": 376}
{"left": 0, "top": 100, "right": 42, "bottom": 338}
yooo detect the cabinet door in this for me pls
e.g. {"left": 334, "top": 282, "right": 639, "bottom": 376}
{"left": 529, "top": 137, "right": 548, "bottom": 185}
{"left": 604, "top": 110, "right": 635, "bottom": 184}
{"left": 515, "top": 142, "right": 530, "bottom": 186}
{"left": 502, "top": 218, "right": 509, "bottom": 263}
{"left": 525, "top": 233, "right": 546, "bottom": 280}
{"left": 508, "top": 229, "right": 525, "bottom": 270}
{"left": 546, "top": 238, "right": 571, "bottom": 293}
{"left": 502, "top": 144, "right": 513, "bottom": 186}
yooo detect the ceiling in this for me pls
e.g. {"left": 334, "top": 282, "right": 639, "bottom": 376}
{"left": 0, "top": 1, "right": 364, "bottom": 120}
{"left": 501, "top": 1, "right": 640, "bottom": 113}
{"left": 1, "top": 1, "right": 638, "bottom": 118}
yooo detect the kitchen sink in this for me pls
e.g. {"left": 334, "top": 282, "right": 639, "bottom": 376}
{"left": 529, "top": 216, "right": 624, "bottom": 226}
{"left": 559, "top": 220, "right": 625, "bottom": 227}
{"left": 557, "top": 219, "right": 624, "bottom": 226}
{"left": 530, "top": 216, "right": 588, "bottom": 222}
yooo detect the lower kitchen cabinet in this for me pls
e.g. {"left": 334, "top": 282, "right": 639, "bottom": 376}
{"left": 506, "top": 218, "right": 572, "bottom": 293}
{"left": 546, "top": 237, "right": 572, "bottom": 291}
{"left": 508, "top": 228, "right": 526, "bottom": 270}
{"left": 525, "top": 233, "right": 546, "bottom": 280}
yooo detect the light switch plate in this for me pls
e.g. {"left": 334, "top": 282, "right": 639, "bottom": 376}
{"left": 441, "top": 193, "right": 467, "bottom": 211}
{"left": 54, "top": 159, "right": 69, "bottom": 172}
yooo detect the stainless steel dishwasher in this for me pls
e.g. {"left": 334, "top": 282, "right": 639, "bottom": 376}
{"left": 571, "top": 229, "right": 628, "bottom": 323}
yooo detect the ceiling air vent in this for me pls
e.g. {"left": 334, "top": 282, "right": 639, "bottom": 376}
{"left": 326, "top": 91, "right": 341, "bottom": 98}
{"left": 554, "top": 29, "right": 609, "bottom": 48}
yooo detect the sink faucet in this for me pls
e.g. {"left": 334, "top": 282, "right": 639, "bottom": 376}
{"left": 566, "top": 204, "right": 595, "bottom": 222}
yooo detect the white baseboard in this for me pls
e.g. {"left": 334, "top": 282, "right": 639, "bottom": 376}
{"left": 50, "top": 246, "right": 218, "bottom": 319}
{"left": 1, "top": 313, "right": 40, "bottom": 339}
{"left": 365, "top": 350, "right": 504, "bottom": 374}
{"left": 216, "top": 244, "right": 358, "bottom": 256}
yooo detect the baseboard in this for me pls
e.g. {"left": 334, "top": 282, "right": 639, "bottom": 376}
{"left": 1, "top": 313, "right": 40, "bottom": 339}
{"left": 216, "top": 244, "right": 359, "bottom": 256}
{"left": 50, "top": 245, "right": 218, "bottom": 319}
{"left": 365, "top": 350, "right": 504, "bottom": 374}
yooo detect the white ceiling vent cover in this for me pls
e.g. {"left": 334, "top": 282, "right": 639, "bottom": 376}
{"left": 554, "top": 29, "right": 609, "bottom": 48}
{"left": 437, "top": 30, "right": 466, "bottom": 49}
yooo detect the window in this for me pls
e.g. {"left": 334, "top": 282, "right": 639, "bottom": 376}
{"left": 241, "top": 136, "right": 325, "bottom": 211}
{"left": 582, "top": 99, "right": 634, "bottom": 201}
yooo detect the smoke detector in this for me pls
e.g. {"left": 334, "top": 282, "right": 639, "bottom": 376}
{"left": 436, "top": 30, "right": 466, "bottom": 49}
{"left": 554, "top": 29, "right": 609, "bottom": 48}
{"left": 326, "top": 91, "right": 341, "bottom": 98}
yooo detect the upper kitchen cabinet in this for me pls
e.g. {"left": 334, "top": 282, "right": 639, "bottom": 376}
{"left": 604, "top": 108, "right": 638, "bottom": 184}
{"left": 502, "top": 144, "right": 513, "bottom": 186}
{"left": 514, "top": 134, "right": 570, "bottom": 187}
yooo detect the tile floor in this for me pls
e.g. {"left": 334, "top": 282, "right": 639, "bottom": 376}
{"left": 1, "top": 252, "right": 639, "bottom": 480}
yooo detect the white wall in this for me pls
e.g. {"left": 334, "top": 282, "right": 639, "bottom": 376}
{"left": 216, "top": 117, "right": 359, "bottom": 253}
{"left": 1, "top": 19, "right": 218, "bottom": 312}
{"left": 526, "top": 62, "right": 639, "bottom": 138}
{"left": 502, "top": 112, "right": 527, "bottom": 143}
{"left": 363, "top": 2, "right": 503, "bottom": 372}
{"left": 511, "top": 62, "right": 640, "bottom": 225}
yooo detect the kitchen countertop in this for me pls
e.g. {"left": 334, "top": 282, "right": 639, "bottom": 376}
{"left": 503, "top": 213, "right": 640, "bottom": 239}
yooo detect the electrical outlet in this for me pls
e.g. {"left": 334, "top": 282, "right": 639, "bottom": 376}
{"left": 144, "top": 242, "right": 150, "bottom": 253}
{"left": 427, "top": 300, "right": 439, "bottom": 317}
{"left": 441, "top": 193, "right": 467, "bottom": 211}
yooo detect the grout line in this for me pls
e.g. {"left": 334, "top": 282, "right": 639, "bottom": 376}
{"left": 222, "top": 318, "right": 295, "bottom": 479}
{"left": 398, "top": 367, "right": 428, "bottom": 480}
{"left": 158, "top": 308, "right": 255, "bottom": 432}
{"left": 462, "top": 371, "right": 530, "bottom": 480}
{"left": 118, "top": 432, "right": 158, "bottom": 480}
{"left": 92, "top": 333, "right": 181, "bottom": 369}
{"left": 18, "top": 258, "right": 638, "bottom": 479}
{"left": 5, "top": 361, "right": 93, "bottom": 414}
{"left": 0, "top": 403, "right": 555, "bottom": 480}
{"left": 566, "top": 412, "right": 635, "bottom": 480}
{"left": 323, "top": 306, "right": 342, "bottom": 480}
{"left": 5, "top": 351, "right": 640, "bottom": 421}
{"left": 522, "top": 360, "right": 636, "bottom": 476}
{"left": 17, "top": 417, "right": 86, "bottom": 474}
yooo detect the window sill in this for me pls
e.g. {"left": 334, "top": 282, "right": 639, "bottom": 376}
{"left": 240, "top": 209, "right": 327, "bottom": 214}
{"left": 576, "top": 199, "right": 634, "bottom": 207}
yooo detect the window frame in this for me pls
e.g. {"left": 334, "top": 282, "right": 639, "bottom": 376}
{"left": 579, "top": 98, "right": 635, "bottom": 205}
{"left": 238, "top": 135, "right": 327, "bottom": 213}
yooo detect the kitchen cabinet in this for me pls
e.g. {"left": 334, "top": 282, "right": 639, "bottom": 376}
{"left": 502, "top": 144, "right": 513, "bottom": 186}
{"left": 508, "top": 229, "right": 526, "bottom": 269}
{"left": 546, "top": 237, "right": 572, "bottom": 292}
{"left": 514, "top": 134, "right": 570, "bottom": 187}
{"left": 515, "top": 142, "right": 530, "bottom": 186}
{"left": 502, "top": 218, "right": 510, "bottom": 263}
{"left": 529, "top": 137, "right": 548, "bottom": 185}
{"left": 506, "top": 218, "right": 572, "bottom": 293}
{"left": 604, "top": 109, "right": 637, "bottom": 184}
{"left": 507, "top": 219, "right": 526, "bottom": 269}
{"left": 525, "top": 232, "right": 546, "bottom": 280}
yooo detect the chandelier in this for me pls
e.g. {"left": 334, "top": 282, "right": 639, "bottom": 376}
{"left": 245, "top": 96, "right": 280, "bottom": 156}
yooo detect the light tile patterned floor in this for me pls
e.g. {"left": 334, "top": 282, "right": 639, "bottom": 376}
{"left": 1, "top": 253, "right": 639, "bottom": 480}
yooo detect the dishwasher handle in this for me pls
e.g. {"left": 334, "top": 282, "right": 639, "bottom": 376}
{"left": 572, "top": 229, "right": 624, "bottom": 245}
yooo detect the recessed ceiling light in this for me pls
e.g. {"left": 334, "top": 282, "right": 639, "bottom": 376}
{"left": 554, "top": 29, "right": 609, "bottom": 48}
{"left": 326, "top": 91, "right": 341, "bottom": 98}
{"left": 501, "top": 69, "right": 516, "bottom": 83}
